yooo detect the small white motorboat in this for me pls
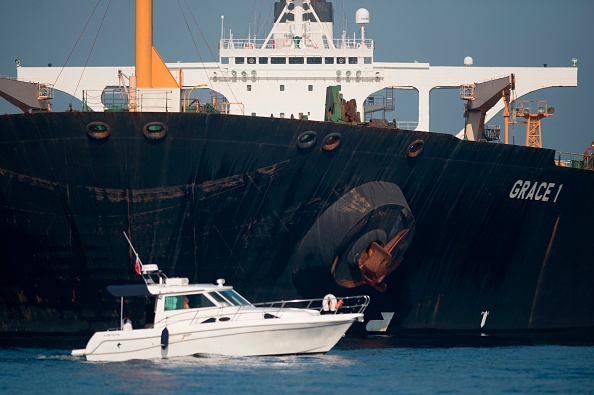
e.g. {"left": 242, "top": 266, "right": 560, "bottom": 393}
{"left": 72, "top": 263, "right": 369, "bottom": 362}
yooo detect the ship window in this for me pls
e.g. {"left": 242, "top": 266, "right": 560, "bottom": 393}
{"left": 289, "top": 57, "right": 304, "bottom": 64}
{"left": 247, "top": 85, "right": 252, "bottom": 91}
{"left": 259, "top": 57, "right": 268, "bottom": 64}
{"left": 308, "top": 85, "right": 313, "bottom": 91}
{"left": 325, "top": 57, "right": 334, "bottom": 64}
{"left": 235, "top": 57, "right": 245, "bottom": 64}
{"left": 280, "top": 85, "right": 285, "bottom": 91}
{"left": 307, "top": 57, "right": 322, "bottom": 64}
{"left": 247, "top": 57, "right": 256, "bottom": 64}
{"left": 164, "top": 294, "right": 216, "bottom": 310}
{"left": 348, "top": 57, "right": 358, "bottom": 64}
{"left": 364, "top": 57, "right": 372, "bottom": 64}
{"left": 271, "top": 57, "right": 286, "bottom": 64}
{"left": 221, "top": 57, "right": 229, "bottom": 64}
{"left": 337, "top": 57, "right": 346, "bottom": 64}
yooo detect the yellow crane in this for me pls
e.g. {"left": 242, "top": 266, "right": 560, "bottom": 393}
{"left": 504, "top": 99, "right": 554, "bottom": 148}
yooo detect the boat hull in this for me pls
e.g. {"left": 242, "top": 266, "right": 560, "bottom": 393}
{"left": 75, "top": 314, "right": 360, "bottom": 362}
{"left": 1, "top": 111, "right": 593, "bottom": 334}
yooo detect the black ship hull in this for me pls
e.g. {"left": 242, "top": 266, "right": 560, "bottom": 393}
{"left": 1, "top": 111, "right": 593, "bottom": 334}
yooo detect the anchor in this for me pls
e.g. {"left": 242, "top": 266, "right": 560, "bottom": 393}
{"left": 357, "top": 229, "right": 410, "bottom": 292}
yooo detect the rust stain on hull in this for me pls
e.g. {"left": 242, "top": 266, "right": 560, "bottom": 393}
{"left": 1, "top": 161, "right": 290, "bottom": 204}
{"left": 529, "top": 215, "right": 561, "bottom": 327}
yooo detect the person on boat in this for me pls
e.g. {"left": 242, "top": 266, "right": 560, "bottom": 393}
{"left": 184, "top": 297, "right": 190, "bottom": 309}
{"left": 122, "top": 311, "right": 133, "bottom": 330}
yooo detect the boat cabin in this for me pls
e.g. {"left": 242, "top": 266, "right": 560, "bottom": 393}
{"left": 107, "top": 267, "right": 253, "bottom": 330}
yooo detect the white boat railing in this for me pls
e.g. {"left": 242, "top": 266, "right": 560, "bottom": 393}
{"left": 151, "top": 294, "right": 370, "bottom": 328}
{"left": 252, "top": 294, "right": 370, "bottom": 315}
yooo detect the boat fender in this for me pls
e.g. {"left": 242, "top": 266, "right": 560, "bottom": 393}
{"left": 86, "top": 122, "right": 111, "bottom": 140}
{"left": 161, "top": 327, "right": 169, "bottom": 349}
{"left": 143, "top": 122, "right": 168, "bottom": 140}
{"left": 323, "top": 294, "right": 337, "bottom": 311}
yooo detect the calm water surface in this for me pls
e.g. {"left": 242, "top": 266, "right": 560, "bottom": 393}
{"left": 1, "top": 333, "right": 593, "bottom": 394}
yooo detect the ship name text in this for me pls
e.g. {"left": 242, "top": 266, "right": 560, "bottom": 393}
{"left": 509, "top": 180, "right": 562, "bottom": 202}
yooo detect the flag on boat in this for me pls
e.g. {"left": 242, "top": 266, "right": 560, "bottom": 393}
{"left": 134, "top": 257, "right": 141, "bottom": 275}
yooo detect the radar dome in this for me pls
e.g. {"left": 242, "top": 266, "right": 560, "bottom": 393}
{"left": 464, "top": 56, "right": 474, "bottom": 66}
{"left": 356, "top": 8, "right": 370, "bottom": 25}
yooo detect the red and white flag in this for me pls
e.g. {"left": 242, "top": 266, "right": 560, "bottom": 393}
{"left": 134, "top": 256, "right": 141, "bottom": 275}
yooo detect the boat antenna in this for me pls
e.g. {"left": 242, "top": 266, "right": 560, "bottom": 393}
{"left": 123, "top": 231, "right": 143, "bottom": 274}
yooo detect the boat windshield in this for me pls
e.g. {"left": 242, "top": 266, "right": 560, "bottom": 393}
{"left": 207, "top": 290, "right": 251, "bottom": 306}
{"left": 218, "top": 290, "right": 251, "bottom": 306}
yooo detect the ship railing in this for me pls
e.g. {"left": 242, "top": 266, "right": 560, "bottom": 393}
{"left": 364, "top": 95, "right": 389, "bottom": 108}
{"left": 252, "top": 295, "right": 370, "bottom": 316}
{"left": 220, "top": 38, "right": 374, "bottom": 51}
{"left": 396, "top": 121, "right": 419, "bottom": 130}
{"left": 82, "top": 90, "right": 108, "bottom": 111}
{"left": 212, "top": 75, "right": 384, "bottom": 84}
{"left": 555, "top": 151, "right": 594, "bottom": 170}
{"left": 511, "top": 99, "right": 554, "bottom": 119}
{"left": 0, "top": 74, "right": 18, "bottom": 81}
{"left": 482, "top": 124, "right": 501, "bottom": 142}
{"left": 83, "top": 89, "right": 128, "bottom": 112}
{"left": 37, "top": 83, "right": 54, "bottom": 100}
{"left": 151, "top": 295, "right": 370, "bottom": 328}
{"left": 82, "top": 89, "right": 177, "bottom": 112}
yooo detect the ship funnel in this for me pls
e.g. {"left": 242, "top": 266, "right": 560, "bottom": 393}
{"left": 135, "top": 0, "right": 178, "bottom": 88}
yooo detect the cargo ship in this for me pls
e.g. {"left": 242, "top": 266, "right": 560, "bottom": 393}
{"left": 1, "top": 0, "right": 593, "bottom": 335}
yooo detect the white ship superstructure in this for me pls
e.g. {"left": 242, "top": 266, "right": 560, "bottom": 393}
{"left": 16, "top": 0, "right": 577, "bottom": 138}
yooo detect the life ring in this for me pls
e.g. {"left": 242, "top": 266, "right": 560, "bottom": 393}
{"left": 323, "top": 294, "right": 338, "bottom": 311}
{"left": 288, "top": 181, "right": 415, "bottom": 293}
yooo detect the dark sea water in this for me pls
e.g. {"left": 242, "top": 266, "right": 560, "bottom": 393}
{"left": 1, "top": 333, "right": 593, "bottom": 394}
